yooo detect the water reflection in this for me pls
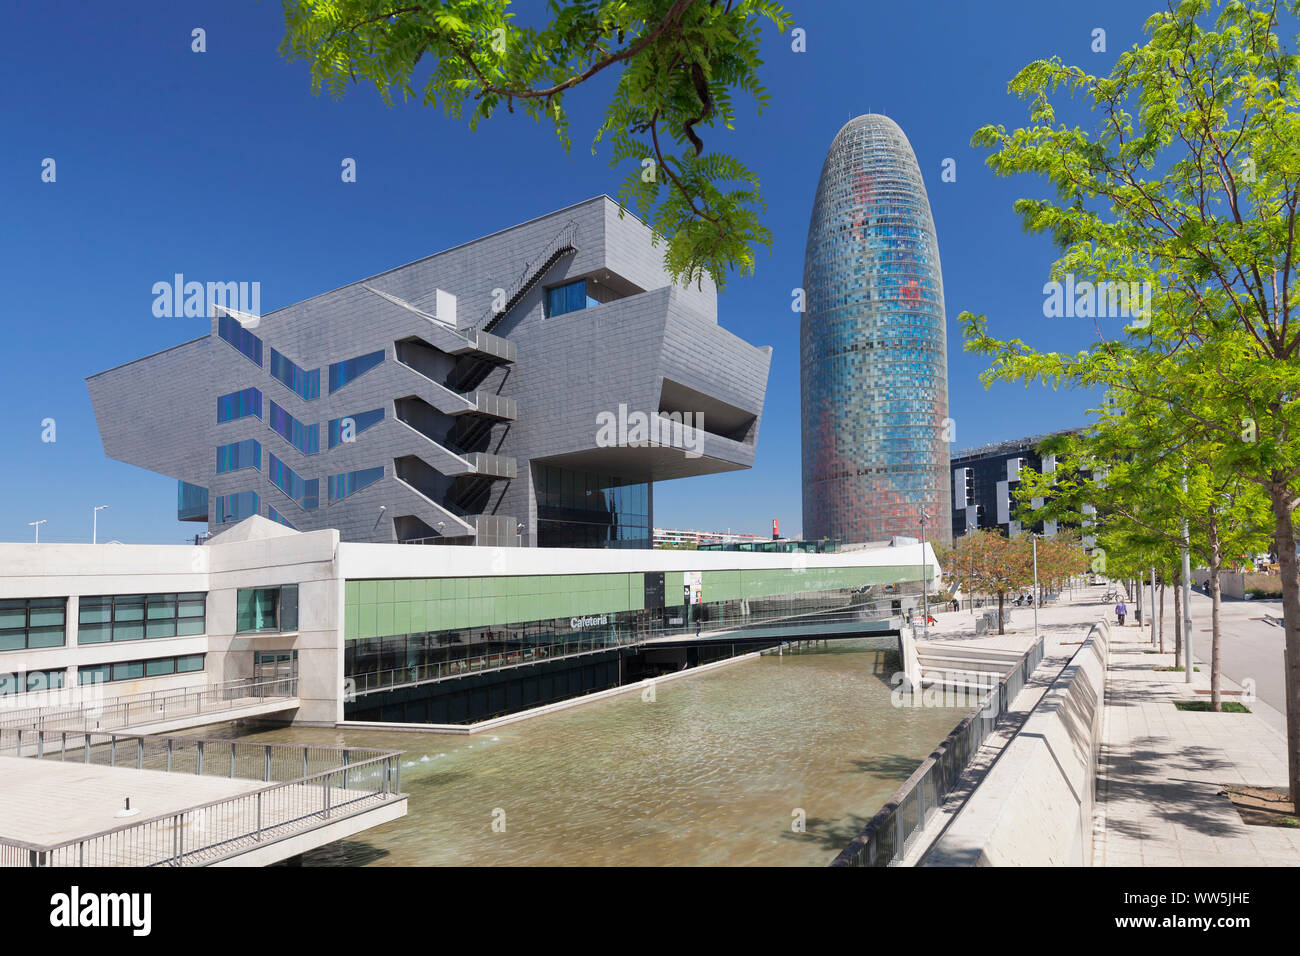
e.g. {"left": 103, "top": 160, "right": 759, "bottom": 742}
{"left": 226, "top": 638, "right": 967, "bottom": 866}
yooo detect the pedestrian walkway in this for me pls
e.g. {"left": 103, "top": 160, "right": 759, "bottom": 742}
{"left": 1095, "top": 626, "right": 1300, "bottom": 866}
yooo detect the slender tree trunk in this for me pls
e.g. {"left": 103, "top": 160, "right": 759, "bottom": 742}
{"left": 1158, "top": 581, "right": 1165, "bottom": 654}
{"left": 998, "top": 590, "right": 1005, "bottom": 635}
{"left": 1208, "top": 510, "right": 1222, "bottom": 712}
{"left": 1174, "top": 581, "right": 1182, "bottom": 664}
{"left": 1268, "top": 479, "right": 1300, "bottom": 803}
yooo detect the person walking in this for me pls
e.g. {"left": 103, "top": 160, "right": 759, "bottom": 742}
{"left": 1115, "top": 599, "right": 1127, "bottom": 627}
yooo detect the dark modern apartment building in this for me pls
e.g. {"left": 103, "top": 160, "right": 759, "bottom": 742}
{"left": 950, "top": 431, "right": 1081, "bottom": 540}
{"left": 88, "top": 197, "right": 772, "bottom": 547}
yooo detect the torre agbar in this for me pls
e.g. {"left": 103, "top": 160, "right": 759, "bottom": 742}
{"left": 800, "top": 114, "right": 952, "bottom": 545}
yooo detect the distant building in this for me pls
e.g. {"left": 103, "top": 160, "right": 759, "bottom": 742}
{"left": 653, "top": 528, "right": 768, "bottom": 549}
{"left": 950, "top": 431, "right": 1082, "bottom": 540}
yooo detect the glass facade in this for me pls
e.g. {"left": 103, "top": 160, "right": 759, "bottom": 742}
{"left": 801, "top": 114, "right": 952, "bottom": 545}
{"left": 217, "top": 313, "right": 263, "bottom": 367}
{"left": 328, "top": 408, "right": 384, "bottom": 448}
{"left": 535, "top": 464, "right": 650, "bottom": 549}
{"left": 329, "top": 350, "right": 385, "bottom": 393}
{"left": 216, "top": 387, "right": 262, "bottom": 423}
{"left": 342, "top": 565, "right": 915, "bottom": 693}
{"left": 545, "top": 279, "right": 599, "bottom": 318}
{"left": 177, "top": 481, "right": 209, "bottom": 521}
{"left": 215, "top": 490, "right": 259, "bottom": 524}
{"left": 78, "top": 593, "right": 206, "bottom": 644}
{"left": 328, "top": 466, "right": 384, "bottom": 502}
{"left": 0, "top": 598, "right": 66, "bottom": 651}
{"left": 269, "top": 348, "right": 321, "bottom": 401}
{"left": 268, "top": 453, "right": 319, "bottom": 510}
{"left": 216, "top": 438, "right": 261, "bottom": 474}
{"left": 268, "top": 400, "right": 319, "bottom": 455}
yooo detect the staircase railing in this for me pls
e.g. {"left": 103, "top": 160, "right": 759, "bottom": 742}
{"left": 476, "top": 220, "right": 579, "bottom": 333}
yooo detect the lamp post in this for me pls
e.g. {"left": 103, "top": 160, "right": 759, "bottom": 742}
{"left": 1031, "top": 533, "right": 1040, "bottom": 639}
{"left": 28, "top": 520, "right": 46, "bottom": 543}
{"left": 920, "top": 509, "right": 930, "bottom": 640}
{"left": 93, "top": 505, "right": 108, "bottom": 544}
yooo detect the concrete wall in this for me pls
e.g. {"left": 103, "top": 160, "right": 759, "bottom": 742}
{"left": 1192, "top": 569, "right": 1285, "bottom": 600}
{"left": 923, "top": 621, "right": 1110, "bottom": 867}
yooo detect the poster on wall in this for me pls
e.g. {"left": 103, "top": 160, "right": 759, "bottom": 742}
{"left": 684, "top": 571, "right": 703, "bottom": 605}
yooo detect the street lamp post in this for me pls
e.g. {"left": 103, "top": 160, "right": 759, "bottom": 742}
{"left": 93, "top": 505, "right": 108, "bottom": 544}
{"left": 1032, "top": 533, "right": 1040, "bottom": 639}
{"left": 920, "top": 510, "right": 930, "bottom": 640}
{"left": 28, "top": 520, "right": 46, "bottom": 543}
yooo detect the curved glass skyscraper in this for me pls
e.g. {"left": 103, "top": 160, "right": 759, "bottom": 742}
{"left": 800, "top": 114, "right": 951, "bottom": 545}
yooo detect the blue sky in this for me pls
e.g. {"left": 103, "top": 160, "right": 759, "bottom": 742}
{"left": 0, "top": 0, "right": 1156, "bottom": 544}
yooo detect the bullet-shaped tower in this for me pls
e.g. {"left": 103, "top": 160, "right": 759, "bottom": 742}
{"left": 800, "top": 114, "right": 951, "bottom": 545}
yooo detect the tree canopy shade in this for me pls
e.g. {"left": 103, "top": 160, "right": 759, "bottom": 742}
{"left": 958, "top": 0, "right": 1300, "bottom": 794}
{"left": 278, "top": 0, "right": 792, "bottom": 291}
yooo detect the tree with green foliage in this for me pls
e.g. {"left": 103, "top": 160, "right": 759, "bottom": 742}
{"left": 279, "top": 0, "right": 791, "bottom": 290}
{"left": 938, "top": 530, "right": 1038, "bottom": 635}
{"left": 960, "top": 0, "right": 1300, "bottom": 797}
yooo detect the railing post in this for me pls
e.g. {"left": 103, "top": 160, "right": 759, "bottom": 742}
{"left": 323, "top": 777, "right": 332, "bottom": 819}
{"left": 197, "top": 740, "right": 204, "bottom": 775}
{"left": 256, "top": 791, "right": 263, "bottom": 842}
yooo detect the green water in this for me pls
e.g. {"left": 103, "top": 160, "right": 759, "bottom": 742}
{"left": 232, "top": 639, "right": 967, "bottom": 866}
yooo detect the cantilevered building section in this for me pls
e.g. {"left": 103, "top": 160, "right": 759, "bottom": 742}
{"left": 800, "top": 114, "right": 952, "bottom": 546}
{"left": 88, "top": 197, "right": 771, "bottom": 546}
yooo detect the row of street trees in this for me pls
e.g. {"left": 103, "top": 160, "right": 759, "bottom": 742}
{"left": 959, "top": 0, "right": 1300, "bottom": 801}
{"left": 937, "top": 529, "right": 1088, "bottom": 634}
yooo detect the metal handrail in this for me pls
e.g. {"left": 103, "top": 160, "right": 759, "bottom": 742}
{"left": 347, "top": 603, "right": 906, "bottom": 696}
{"left": 0, "top": 676, "right": 299, "bottom": 733}
{"left": 830, "top": 634, "right": 1046, "bottom": 867}
{"left": 0, "top": 728, "right": 404, "bottom": 867}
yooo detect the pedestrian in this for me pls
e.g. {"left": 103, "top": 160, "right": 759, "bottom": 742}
{"left": 695, "top": 616, "right": 701, "bottom": 637}
{"left": 1115, "top": 599, "right": 1127, "bottom": 627}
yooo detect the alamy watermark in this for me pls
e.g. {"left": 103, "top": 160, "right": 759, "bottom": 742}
{"left": 595, "top": 404, "right": 704, "bottom": 458}
{"left": 152, "top": 274, "right": 261, "bottom": 319}
{"left": 1042, "top": 275, "right": 1152, "bottom": 327}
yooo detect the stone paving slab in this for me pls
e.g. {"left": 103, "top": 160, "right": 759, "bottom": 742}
{"left": 1094, "top": 631, "right": 1300, "bottom": 866}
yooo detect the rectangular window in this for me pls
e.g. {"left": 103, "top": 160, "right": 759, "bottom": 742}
{"left": 328, "top": 408, "right": 385, "bottom": 448}
{"left": 267, "top": 454, "right": 319, "bottom": 511}
{"left": 217, "top": 314, "right": 263, "bottom": 366}
{"left": 177, "top": 481, "right": 209, "bottom": 521}
{"left": 78, "top": 655, "right": 204, "bottom": 685}
{"left": 328, "top": 466, "right": 384, "bottom": 502}
{"left": 215, "top": 490, "right": 259, "bottom": 524}
{"left": 216, "top": 439, "right": 261, "bottom": 474}
{"left": 235, "top": 585, "right": 298, "bottom": 633}
{"left": 328, "top": 350, "right": 385, "bottom": 393}
{"left": 79, "top": 593, "right": 206, "bottom": 644}
{"left": 268, "top": 400, "right": 319, "bottom": 455}
{"left": 270, "top": 348, "right": 321, "bottom": 401}
{"left": 0, "top": 598, "right": 66, "bottom": 651}
{"left": 545, "top": 280, "right": 598, "bottom": 318}
{"left": 216, "top": 387, "right": 262, "bottom": 423}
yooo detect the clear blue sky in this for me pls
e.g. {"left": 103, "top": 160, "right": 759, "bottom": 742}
{"left": 0, "top": 0, "right": 1153, "bottom": 544}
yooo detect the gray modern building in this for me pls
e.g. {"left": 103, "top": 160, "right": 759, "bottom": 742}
{"left": 88, "top": 197, "right": 771, "bottom": 547}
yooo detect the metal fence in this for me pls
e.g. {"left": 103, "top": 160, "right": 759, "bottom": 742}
{"left": 830, "top": 634, "right": 1046, "bottom": 867}
{"left": 0, "top": 728, "right": 403, "bottom": 867}
{"left": 0, "top": 676, "right": 298, "bottom": 733}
